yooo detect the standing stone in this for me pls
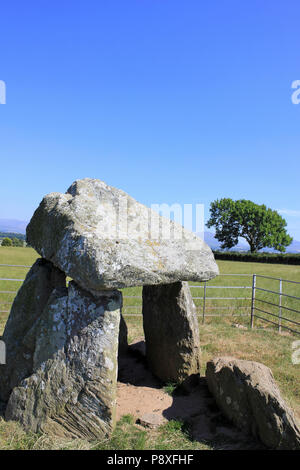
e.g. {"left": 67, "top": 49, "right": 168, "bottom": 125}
{"left": 5, "top": 282, "right": 122, "bottom": 440}
{"left": 26, "top": 178, "right": 219, "bottom": 292}
{"left": 142, "top": 281, "right": 201, "bottom": 383}
{"left": 206, "top": 357, "right": 300, "bottom": 450}
{"left": 0, "top": 258, "right": 66, "bottom": 402}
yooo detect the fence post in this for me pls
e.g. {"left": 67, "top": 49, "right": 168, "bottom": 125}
{"left": 278, "top": 278, "right": 282, "bottom": 333}
{"left": 250, "top": 274, "right": 256, "bottom": 329}
{"left": 202, "top": 281, "right": 207, "bottom": 323}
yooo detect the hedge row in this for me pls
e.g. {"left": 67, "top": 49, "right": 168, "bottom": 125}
{"left": 0, "top": 232, "right": 25, "bottom": 240}
{"left": 212, "top": 251, "right": 300, "bottom": 265}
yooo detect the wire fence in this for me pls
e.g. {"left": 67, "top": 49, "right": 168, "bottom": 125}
{"left": 0, "top": 266, "right": 299, "bottom": 335}
{"left": 250, "top": 274, "right": 300, "bottom": 335}
{"left": 190, "top": 274, "right": 252, "bottom": 321}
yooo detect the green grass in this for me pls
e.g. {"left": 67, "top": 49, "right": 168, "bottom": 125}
{"left": 0, "top": 415, "right": 211, "bottom": 451}
{"left": 124, "top": 259, "right": 300, "bottom": 335}
{"left": 0, "top": 247, "right": 40, "bottom": 332}
{"left": 191, "top": 260, "right": 300, "bottom": 333}
{"left": 0, "top": 246, "right": 299, "bottom": 450}
{"left": 0, "top": 246, "right": 38, "bottom": 266}
{"left": 163, "top": 382, "right": 178, "bottom": 396}
{"left": 1, "top": 248, "right": 299, "bottom": 335}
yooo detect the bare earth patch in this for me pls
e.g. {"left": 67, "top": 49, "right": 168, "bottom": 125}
{"left": 117, "top": 338, "right": 263, "bottom": 449}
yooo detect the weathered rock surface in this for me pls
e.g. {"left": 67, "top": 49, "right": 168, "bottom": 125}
{"left": 137, "top": 413, "right": 166, "bottom": 429}
{"left": 26, "top": 178, "right": 219, "bottom": 291}
{"left": 206, "top": 356, "right": 300, "bottom": 450}
{"left": 5, "top": 282, "right": 122, "bottom": 440}
{"left": 142, "top": 281, "right": 201, "bottom": 383}
{"left": 0, "top": 258, "right": 66, "bottom": 402}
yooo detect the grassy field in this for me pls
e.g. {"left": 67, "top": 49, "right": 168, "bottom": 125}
{"left": 0, "top": 246, "right": 299, "bottom": 450}
{"left": 1, "top": 247, "right": 300, "bottom": 334}
{"left": 123, "top": 257, "right": 300, "bottom": 335}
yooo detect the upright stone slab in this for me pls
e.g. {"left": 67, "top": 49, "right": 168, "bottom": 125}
{"left": 5, "top": 282, "right": 122, "bottom": 439}
{"left": 142, "top": 281, "right": 201, "bottom": 383}
{"left": 0, "top": 258, "right": 66, "bottom": 402}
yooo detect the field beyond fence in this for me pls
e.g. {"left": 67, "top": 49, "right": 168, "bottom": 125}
{"left": 0, "top": 247, "right": 299, "bottom": 337}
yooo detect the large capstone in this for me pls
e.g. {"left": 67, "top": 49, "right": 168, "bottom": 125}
{"left": 206, "top": 357, "right": 300, "bottom": 450}
{"left": 0, "top": 258, "right": 66, "bottom": 402}
{"left": 142, "top": 281, "right": 201, "bottom": 383}
{"left": 26, "top": 178, "right": 219, "bottom": 291}
{"left": 4, "top": 281, "right": 122, "bottom": 440}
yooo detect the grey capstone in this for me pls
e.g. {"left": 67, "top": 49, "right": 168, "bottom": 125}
{"left": 26, "top": 178, "right": 219, "bottom": 291}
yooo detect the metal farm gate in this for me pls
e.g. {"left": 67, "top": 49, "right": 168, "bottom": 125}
{"left": 0, "top": 266, "right": 299, "bottom": 335}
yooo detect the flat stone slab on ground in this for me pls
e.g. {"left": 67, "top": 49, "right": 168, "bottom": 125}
{"left": 206, "top": 356, "right": 300, "bottom": 450}
{"left": 137, "top": 413, "right": 167, "bottom": 428}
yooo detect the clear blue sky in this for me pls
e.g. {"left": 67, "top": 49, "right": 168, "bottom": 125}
{"left": 1, "top": 1, "right": 300, "bottom": 239}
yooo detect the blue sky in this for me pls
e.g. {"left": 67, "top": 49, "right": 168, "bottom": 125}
{"left": 0, "top": 1, "right": 300, "bottom": 239}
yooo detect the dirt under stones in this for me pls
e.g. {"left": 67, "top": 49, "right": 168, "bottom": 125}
{"left": 117, "top": 338, "right": 263, "bottom": 450}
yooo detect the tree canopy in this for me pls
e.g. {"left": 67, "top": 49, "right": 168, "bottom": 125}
{"left": 12, "top": 237, "right": 24, "bottom": 247}
{"left": 207, "top": 198, "right": 293, "bottom": 253}
{"left": 1, "top": 237, "right": 12, "bottom": 247}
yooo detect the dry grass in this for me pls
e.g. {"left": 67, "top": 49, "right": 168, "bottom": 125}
{"left": 0, "top": 247, "right": 299, "bottom": 449}
{"left": 1, "top": 315, "right": 298, "bottom": 450}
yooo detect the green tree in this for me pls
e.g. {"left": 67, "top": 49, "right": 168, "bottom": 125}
{"left": 207, "top": 198, "right": 293, "bottom": 253}
{"left": 12, "top": 237, "right": 23, "bottom": 247}
{"left": 1, "top": 237, "right": 12, "bottom": 247}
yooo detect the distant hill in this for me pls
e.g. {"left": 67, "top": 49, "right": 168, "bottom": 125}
{"left": 203, "top": 231, "right": 249, "bottom": 252}
{"left": 202, "top": 231, "right": 221, "bottom": 250}
{"left": 0, "top": 220, "right": 299, "bottom": 253}
{"left": 0, "top": 219, "right": 28, "bottom": 234}
{"left": 285, "top": 239, "right": 300, "bottom": 253}
{"left": 0, "top": 232, "right": 25, "bottom": 241}
{"left": 203, "top": 231, "right": 300, "bottom": 254}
